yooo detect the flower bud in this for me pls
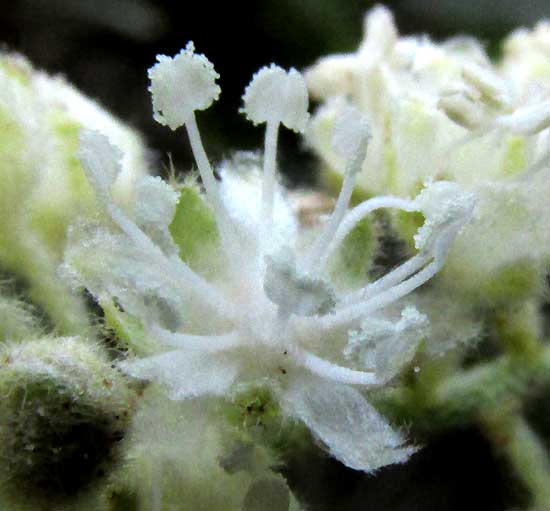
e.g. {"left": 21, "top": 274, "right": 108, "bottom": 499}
{"left": 0, "top": 337, "right": 135, "bottom": 505}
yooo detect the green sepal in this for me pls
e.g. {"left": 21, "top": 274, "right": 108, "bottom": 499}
{"left": 393, "top": 209, "right": 425, "bottom": 251}
{"left": 329, "top": 216, "right": 376, "bottom": 288}
{"left": 169, "top": 184, "right": 222, "bottom": 277}
{"left": 101, "top": 299, "right": 156, "bottom": 358}
{"left": 483, "top": 260, "right": 542, "bottom": 305}
{"left": 225, "top": 384, "right": 310, "bottom": 461}
{"left": 0, "top": 290, "right": 40, "bottom": 344}
{"left": 501, "top": 135, "right": 527, "bottom": 177}
{"left": 30, "top": 112, "right": 95, "bottom": 254}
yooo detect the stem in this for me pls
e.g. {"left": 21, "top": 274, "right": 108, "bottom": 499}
{"left": 482, "top": 412, "right": 550, "bottom": 510}
{"left": 151, "top": 457, "right": 163, "bottom": 511}
{"left": 492, "top": 301, "right": 541, "bottom": 362}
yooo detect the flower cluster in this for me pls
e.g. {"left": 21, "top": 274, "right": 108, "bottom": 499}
{"left": 306, "top": 6, "right": 550, "bottom": 303}
{"left": 63, "top": 42, "right": 474, "bottom": 472}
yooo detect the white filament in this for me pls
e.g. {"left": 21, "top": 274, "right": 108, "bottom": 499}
{"left": 318, "top": 195, "right": 416, "bottom": 270}
{"left": 151, "top": 326, "right": 241, "bottom": 352}
{"left": 297, "top": 348, "right": 378, "bottom": 385}
{"left": 260, "top": 121, "right": 280, "bottom": 256}
{"left": 107, "top": 203, "right": 235, "bottom": 319}
{"left": 321, "top": 257, "right": 442, "bottom": 330}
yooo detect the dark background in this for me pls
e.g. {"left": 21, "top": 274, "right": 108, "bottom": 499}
{"left": 2, "top": 0, "right": 550, "bottom": 185}
{"left": 2, "top": 1, "right": 550, "bottom": 509}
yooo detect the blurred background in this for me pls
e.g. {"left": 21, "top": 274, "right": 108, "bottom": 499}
{"left": 1, "top": 1, "right": 550, "bottom": 509}
{"left": 2, "top": 0, "right": 550, "bottom": 185}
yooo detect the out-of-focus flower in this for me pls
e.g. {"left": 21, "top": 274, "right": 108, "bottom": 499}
{"left": 306, "top": 5, "right": 550, "bottom": 304}
{"left": 0, "top": 52, "right": 149, "bottom": 333}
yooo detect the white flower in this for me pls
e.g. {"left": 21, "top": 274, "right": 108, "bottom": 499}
{"left": 305, "top": 6, "right": 550, "bottom": 303}
{"left": 63, "top": 46, "right": 474, "bottom": 473}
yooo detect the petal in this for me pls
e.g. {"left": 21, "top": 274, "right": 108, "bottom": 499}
{"left": 218, "top": 159, "right": 298, "bottom": 256}
{"left": 282, "top": 375, "right": 416, "bottom": 472}
{"left": 345, "top": 306, "right": 429, "bottom": 382}
{"left": 61, "top": 221, "right": 189, "bottom": 328}
{"left": 120, "top": 349, "right": 240, "bottom": 400}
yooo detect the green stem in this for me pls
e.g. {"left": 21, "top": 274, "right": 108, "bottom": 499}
{"left": 482, "top": 411, "right": 550, "bottom": 510}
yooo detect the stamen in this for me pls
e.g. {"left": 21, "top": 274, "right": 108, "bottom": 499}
{"left": 184, "top": 113, "right": 237, "bottom": 251}
{"left": 147, "top": 42, "right": 237, "bottom": 255}
{"left": 307, "top": 104, "right": 371, "bottom": 271}
{"left": 318, "top": 196, "right": 416, "bottom": 270}
{"left": 342, "top": 253, "right": 429, "bottom": 306}
{"left": 261, "top": 120, "right": 280, "bottom": 255}
{"left": 241, "top": 65, "right": 309, "bottom": 257}
{"left": 321, "top": 258, "right": 442, "bottom": 330}
{"left": 150, "top": 326, "right": 241, "bottom": 352}
{"left": 78, "top": 130, "right": 236, "bottom": 319}
{"left": 107, "top": 203, "right": 236, "bottom": 319}
{"left": 296, "top": 348, "right": 378, "bottom": 385}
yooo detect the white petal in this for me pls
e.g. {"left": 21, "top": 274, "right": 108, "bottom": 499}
{"left": 283, "top": 376, "right": 416, "bottom": 472}
{"left": 148, "top": 42, "right": 220, "bottom": 130}
{"left": 61, "top": 222, "right": 188, "bottom": 328}
{"left": 346, "top": 306, "right": 429, "bottom": 382}
{"left": 134, "top": 176, "right": 178, "bottom": 227}
{"left": 120, "top": 349, "right": 240, "bottom": 400}
{"left": 218, "top": 159, "right": 298, "bottom": 255}
{"left": 241, "top": 65, "right": 309, "bottom": 132}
